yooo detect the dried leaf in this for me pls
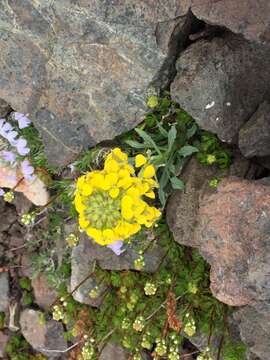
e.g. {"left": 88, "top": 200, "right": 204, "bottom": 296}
{"left": 166, "top": 291, "right": 182, "bottom": 332}
{"left": 0, "top": 165, "right": 49, "bottom": 206}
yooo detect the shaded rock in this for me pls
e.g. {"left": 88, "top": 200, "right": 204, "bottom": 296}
{"left": 171, "top": 33, "right": 270, "bottom": 142}
{"left": 239, "top": 101, "right": 270, "bottom": 158}
{"left": 234, "top": 302, "right": 270, "bottom": 360}
{"left": 0, "top": 331, "right": 9, "bottom": 358}
{"left": 71, "top": 236, "right": 165, "bottom": 305}
{"left": 14, "top": 193, "right": 32, "bottom": 216}
{"left": 20, "top": 309, "right": 67, "bottom": 357}
{"left": 32, "top": 275, "right": 58, "bottom": 310}
{"left": 167, "top": 154, "right": 253, "bottom": 247}
{"left": 0, "top": 206, "right": 16, "bottom": 232}
{"left": 0, "top": 99, "right": 11, "bottom": 118}
{"left": 0, "top": 1, "right": 191, "bottom": 166}
{"left": 70, "top": 244, "right": 107, "bottom": 307}
{"left": 195, "top": 177, "right": 270, "bottom": 306}
{"left": 191, "top": 0, "right": 270, "bottom": 44}
{"left": 0, "top": 273, "right": 9, "bottom": 312}
{"left": 99, "top": 342, "right": 129, "bottom": 360}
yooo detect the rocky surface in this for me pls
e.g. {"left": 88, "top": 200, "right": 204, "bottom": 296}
{"left": 71, "top": 235, "right": 165, "bottom": 305}
{"left": 31, "top": 275, "right": 58, "bottom": 310}
{"left": 190, "top": 0, "right": 270, "bottom": 44}
{"left": 20, "top": 309, "right": 67, "bottom": 357}
{"left": 0, "top": 331, "right": 9, "bottom": 358}
{"left": 99, "top": 342, "right": 129, "bottom": 360}
{"left": 194, "top": 177, "right": 270, "bottom": 306}
{"left": 0, "top": 273, "right": 9, "bottom": 313}
{"left": 167, "top": 154, "right": 256, "bottom": 247}
{"left": 0, "top": 0, "right": 193, "bottom": 166}
{"left": 171, "top": 33, "right": 270, "bottom": 143}
{"left": 239, "top": 101, "right": 270, "bottom": 159}
{"left": 234, "top": 303, "right": 270, "bottom": 360}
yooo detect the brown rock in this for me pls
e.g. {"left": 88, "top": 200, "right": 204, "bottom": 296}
{"left": 167, "top": 154, "right": 253, "bottom": 247}
{"left": 195, "top": 177, "right": 270, "bottom": 306}
{"left": 191, "top": 0, "right": 270, "bottom": 44}
{"left": 0, "top": 99, "right": 11, "bottom": 118}
{"left": 32, "top": 275, "right": 58, "bottom": 310}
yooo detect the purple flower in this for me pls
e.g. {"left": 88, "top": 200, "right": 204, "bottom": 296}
{"left": 107, "top": 240, "right": 125, "bottom": 256}
{"left": 5, "top": 130, "right": 18, "bottom": 146}
{"left": 1, "top": 151, "right": 16, "bottom": 165}
{"left": 21, "top": 159, "right": 35, "bottom": 181}
{"left": 0, "top": 188, "right": 4, "bottom": 196}
{"left": 0, "top": 119, "right": 13, "bottom": 138}
{"left": 13, "top": 112, "right": 31, "bottom": 129}
{"left": 16, "top": 138, "right": 30, "bottom": 156}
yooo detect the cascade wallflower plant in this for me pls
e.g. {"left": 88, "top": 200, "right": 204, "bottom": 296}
{"left": 74, "top": 148, "right": 161, "bottom": 246}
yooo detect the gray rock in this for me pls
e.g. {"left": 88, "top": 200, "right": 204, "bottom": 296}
{"left": 0, "top": 99, "right": 11, "bottom": 118}
{"left": 190, "top": 0, "right": 270, "bottom": 44}
{"left": 0, "top": 331, "right": 9, "bottom": 358}
{"left": 20, "top": 309, "right": 67, "bottom": 357}
{"left": 0, "top": 273, "right": 9, "bottom": 312}
{"left": 99, "top": 342, "right": 129, "bottom": 360}
{"left": 0, "top": 1, "right": 191, "bottom": 166}
{"left": 171, "top": 33, "right": 270, "bottom": 143}
{"left": 239, "top": 101, "right": 270, "bottom": 158}
{"left": 234, "top": 303, "right": 270, "bottom": 360}
{"left": 71, "top": 236, "right": 165, "bottom": 305}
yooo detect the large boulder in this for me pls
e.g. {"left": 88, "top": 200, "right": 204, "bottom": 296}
{"left": 194, "top": 177, "right": 270, "bottom": 306}
{"left": 190, "top": 0, "right": 270, "bottom": 45}
{"left": 167, "top": 154, "right": 254, "bottom": 247}
{"left": 171, "top": 33, "right": 270, "bottom": 143}
{"left": 0, "top": 1, "right": 192, "bottom": 166}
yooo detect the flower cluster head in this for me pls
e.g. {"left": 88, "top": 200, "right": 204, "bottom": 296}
{"left": 21, "top": 212, "right": 36, "bottom": 226}
{"left": 65, "top": 233, "right": 79, "bottom": 247}
{"left": 133, "top": 316, "right": 145, "bottom": 332}
{"left": 155, "top": 338, "right": 167, "bottom": 357}
{"left": 80, "top": 340, "right": 95, "bottom": 360}
{"left": 52, "top": 304, "right": 65, "bottom": 321}
{"left": 134, "top": 255, "right": 145, "bottom": 271}
{"left": 74, "top": 148, "right": 161, "bottom": 246}
{"left": 184, "top": 313, "right": 196, "bottom": 337}
{"left": 144, "top": 282, "right": 157, "bottom": 296}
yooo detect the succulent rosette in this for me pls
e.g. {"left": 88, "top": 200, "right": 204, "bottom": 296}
{"left": 74, "top": 148, "right": 161, "bottom": 246}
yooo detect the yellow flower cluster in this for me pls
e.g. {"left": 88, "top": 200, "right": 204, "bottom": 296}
{"left": 74, "top": 148, "right": 161, "bottom": 245}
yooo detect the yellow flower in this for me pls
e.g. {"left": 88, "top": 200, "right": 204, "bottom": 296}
{"left": 142, "top": 165, "right": 155, "bottom": 178}
{"left": 74, "top": 148, "right": 160, "bottom": 246}
{"left": 135, "top": 154, "right": 147, "bottom": 167}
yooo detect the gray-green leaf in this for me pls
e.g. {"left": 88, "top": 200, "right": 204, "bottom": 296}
{"left": 170, "top": 177, "right": 185, "bottom": 190}
{"left": 178, "top": 145, "right": 199, "bottom": 157}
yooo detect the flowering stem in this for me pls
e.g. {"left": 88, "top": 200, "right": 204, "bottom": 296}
{"left": 12, "top": 177, "right": 24, "bottom": 191}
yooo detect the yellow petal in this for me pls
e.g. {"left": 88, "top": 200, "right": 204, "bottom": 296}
{"left": 135, "top": 154, "right": 147, "bottom": 167}
{"left": 79, "top": 216, "right": 90, "bottom": 229}
{"left": 122, "top": 207, "right": 133, "bottom": 220}
{"left": 109, "top": 188, "right": 120, "bottom": 199}
{"left": 112, "top": 148, "right": 128, "bottom": 161}
{"left": 142, "top": 165, "right": 155, "bottom": 178}
{"left": 145, "top": 191, "right": 155, "bottom": 199}
{"left": 104, "top": 158, "right": 119, "bottom": 173}
{"left": 86, "top": 228, "right": 105, "bottom": 245}
{"left": 105, "top": 173, "right": 118, "bottom": 185}
{"left": 81, "top": 184, "right": 93, "bottom": 196}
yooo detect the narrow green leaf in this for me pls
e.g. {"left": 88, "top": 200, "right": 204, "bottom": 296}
{"left": 178, "top": 145, "right": 199, "bottom": 157}
{"left": 125, "top": 140, "right": 146, "bottom": 149}
{"left": 135, "top": 128, "right": 161, "bottom": 155}
{"left": 167, "top": 124, "right": 177, "bottom": 153}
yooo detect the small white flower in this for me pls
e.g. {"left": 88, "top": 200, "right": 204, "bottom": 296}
{"left": 205, "top": 101, "right": 215, "bottom": 109}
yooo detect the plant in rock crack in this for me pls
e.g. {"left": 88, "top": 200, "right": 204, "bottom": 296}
{"left": 124, "top": 95, "right": 199, "bottom": 206}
